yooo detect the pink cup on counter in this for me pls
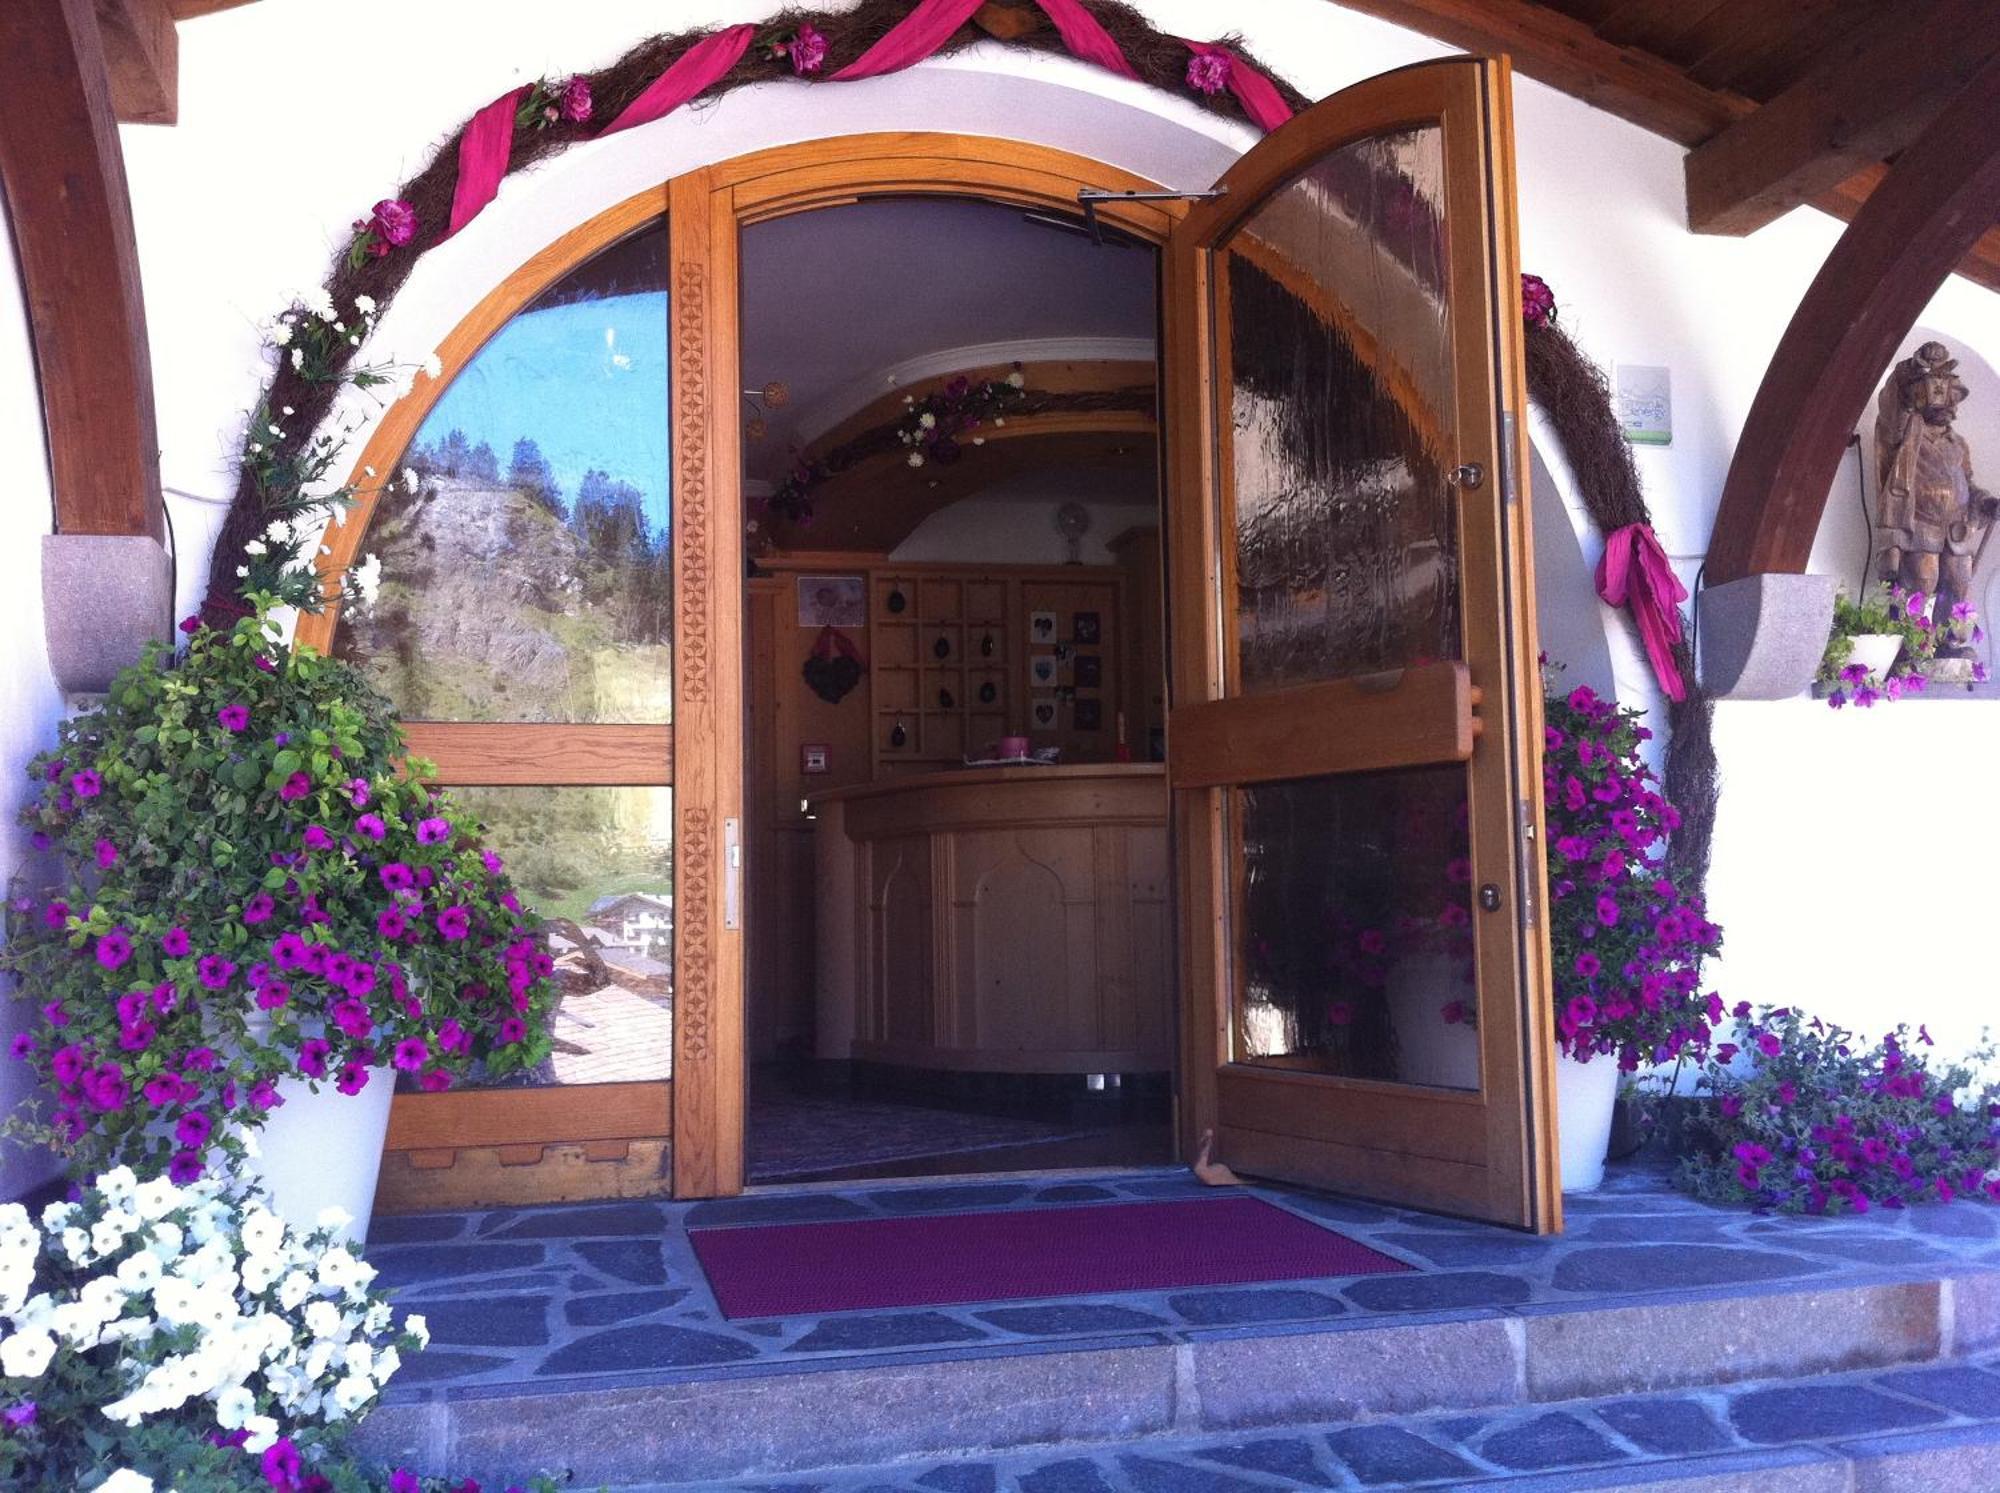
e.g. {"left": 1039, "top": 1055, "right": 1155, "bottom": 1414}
{"left": 998, "top": 735, "right": 1029, "bottom": 758}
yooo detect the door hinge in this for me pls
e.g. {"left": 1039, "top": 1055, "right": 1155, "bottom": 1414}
{"left": 724, "top": 817, "right": 743, "bottom": 931}
{"left": 1516, "top": 797, "right": 1538, "bottom": 930}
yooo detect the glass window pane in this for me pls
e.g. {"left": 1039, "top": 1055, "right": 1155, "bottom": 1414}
{"left": 335, "top": 222, "right": 673, "bottom": 723}
{"left": 1233, "top": 767, "right": 1478, "bottom": 1091}
{"left": 451, "top": 785, "right": 673, "bottom": 1087}
{"left": 1222, "top": 125, "right": 1459, "bottom": 694}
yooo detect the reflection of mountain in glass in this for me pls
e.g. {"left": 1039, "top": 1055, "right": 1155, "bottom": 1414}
{"left": 333, "top": 291, "right": 673, "bottom": 724}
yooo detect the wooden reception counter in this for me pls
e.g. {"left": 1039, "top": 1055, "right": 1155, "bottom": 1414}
{"left": 812, "top": 764, "right": 1171, "bottom": 1075}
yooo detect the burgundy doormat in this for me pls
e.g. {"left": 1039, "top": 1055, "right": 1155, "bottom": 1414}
{"left": 687, "top": 1195, "right": 1411, "bottom": 1319}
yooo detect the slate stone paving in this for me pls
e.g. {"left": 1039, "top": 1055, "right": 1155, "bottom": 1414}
{"left": 362, "top": 1163, "right": 2000, "bottom": 1398}
{"left": 683, "top": 1351, "right": 2000, "bottom": 1491}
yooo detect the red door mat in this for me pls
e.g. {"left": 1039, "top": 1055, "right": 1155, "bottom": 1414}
{"left": 687, "top": 1195, "right": 1411, "bottom": 1319}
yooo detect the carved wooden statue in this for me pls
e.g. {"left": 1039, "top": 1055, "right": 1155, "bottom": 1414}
{"left": 1875, "top": 341, "right": 1999, "bottom": 652}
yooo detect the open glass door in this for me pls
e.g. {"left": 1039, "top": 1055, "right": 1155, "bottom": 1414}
{"left": 1164, "top": 58, "right": 1559, "bottom": 1229}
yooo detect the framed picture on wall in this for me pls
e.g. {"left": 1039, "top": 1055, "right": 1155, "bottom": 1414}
{"left": 797, "top": 575, "right": 866, "bottom": 627}
{"left": 1073, "top": 611, "right": 1101, "bottom": 645}
{"left": 1031, "top": 699, "right": 1058, "bottom": 730}
{"left": 1029, "top": 655, "right": 1058, "bottom": 688}
{"left": 1073, "top": 699, "right": 1102, "bottom": 731}
{"left": 1073, "top": 654, "right": 1101, "bottom": 689}
{"left": 1029, "top": 610, "right": 1057, "bottom": 644}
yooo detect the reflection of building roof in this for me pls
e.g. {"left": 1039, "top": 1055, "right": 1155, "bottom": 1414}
{"left": 601, "top": 948, "right": 671, "bottom": 979}
{"left": 588, "top": 892, "right": 674, "bottom": 918}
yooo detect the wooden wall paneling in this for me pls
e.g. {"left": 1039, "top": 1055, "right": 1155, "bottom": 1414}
{"left": 0, "top": 0, "right": 164, "bottom": 541}
{"left": 399, "top": 723, "right": 673, "bottom": 785}
{"left": 669, "top": 169, "right": 747, "bottom": 1197}
{"left": 1706, "top": 50, "right": 2000, "bottom": 583}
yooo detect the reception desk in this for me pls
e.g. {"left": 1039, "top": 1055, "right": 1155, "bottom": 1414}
{"left": 812, "top": 764, "right": 1172, "bottom": 1074}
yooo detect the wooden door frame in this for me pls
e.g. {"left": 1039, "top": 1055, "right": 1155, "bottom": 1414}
{"left": 300, "top": 136, "right": 1188, "bottom": 1201}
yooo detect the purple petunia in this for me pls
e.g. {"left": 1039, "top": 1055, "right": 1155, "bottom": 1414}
{"left": 356, "top": 813, "right": 387, "bottom": 841}
{"left": 270, "top": 932, "right": 308, "bottom": 969}
{"left": 302, "top": 825, "right": 334, "bottom": 851}
{"left": 379, "top": 862, "right": 415, "bottom": 892}
{"left": 197, "top": 954, "right": 238, "bottom": 990}
{"left": 216, "top": 703, "right": 250, "bottom": 733}
{"left": 70, "top": 768, "right": 101, "bottom": 799}
{"left": 95, "top": 929, "right": 133, "bottom": 970}
{"left": 242, "top": 893, "right": 275, "bottom": 925}
{"left": 175, "top": 1110, "right": 212, "bottom": 1148}
{"left": 298, "top": 1037, "right": 332, "bottom": 1079}
{"left": 335, "top": 1063, "right": 371, "bottom": 1096}
{"left": 279, "top": 771, "right": 312, "bottom": 801}
{"left": 499, "top": 1017, "right": 528, "bottom": 1045}
{"left": 416, "top": 817, "right": 451, "bottom": 845}
{"left": 161, "top": 926, "right": 190, "bottom": 957}
{"left": 377, "top": 908, "right": 408, "bottom": 939}
{"left": 392, "top": 1037, "right": 429, "bottom": 1071}
{"left": 436, "top": 906, "right": 472, "bottom": 941}
{"left": 94, "top": 838, "right": 118, "bottom": 869}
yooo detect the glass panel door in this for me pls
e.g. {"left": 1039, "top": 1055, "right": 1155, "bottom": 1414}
{"left": 1165, "top": 58, "right": 1559, "bottom": 1229}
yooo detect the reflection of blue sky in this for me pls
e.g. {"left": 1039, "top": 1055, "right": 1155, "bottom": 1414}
{"left": 415, "top": 292, "right": 671, "bottom": 535}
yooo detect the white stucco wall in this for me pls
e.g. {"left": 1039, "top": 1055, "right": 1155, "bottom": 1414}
{"left": 0, "top": 200, "right": 70, "bottom": 1201}
{"left": 28, "top": 0, "right": 1998, "bottom": 1068}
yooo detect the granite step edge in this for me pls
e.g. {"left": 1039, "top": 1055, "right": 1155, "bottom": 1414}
{"left": 355, "top": 1273, "right": 1982, "bottom": 1487}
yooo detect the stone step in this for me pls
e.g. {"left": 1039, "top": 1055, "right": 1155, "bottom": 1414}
{"left": 613, "top": 1352, "right": 2000, "bottom": 1491}
{"left": 357, "top": 1268, "right": 2000, "bottom": 1488}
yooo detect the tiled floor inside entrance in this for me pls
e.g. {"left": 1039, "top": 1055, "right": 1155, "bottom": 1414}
{"left": 363, "top": 1162, "right": 2000, "bottom": 1396}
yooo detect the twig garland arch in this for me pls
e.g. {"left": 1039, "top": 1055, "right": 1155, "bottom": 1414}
{"left": 247, "top": 0, "right": 1716, "bottom": 896}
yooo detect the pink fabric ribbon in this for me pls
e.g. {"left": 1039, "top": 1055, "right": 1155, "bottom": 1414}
{"left": 1596, "top": 523, "right": 1690, "bottom": 701}
{"left": 833, "top": 0, "right": 984, "bottom": 80}
{"left": 1033, "top": 0, "right": 1139, "bottom": 80}
{"left": 448, "top": 87, "right": 529, "bottom": 237}
{"left": 1185, "top": 41, "right": 1294, "bottom": 132}
{"left": 600, "top": 23, "right": 759, "bottom": 136}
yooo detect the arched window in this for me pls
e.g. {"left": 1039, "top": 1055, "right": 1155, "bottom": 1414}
{"left": 330, "top": 221, "right": 676, "bottom": 1198}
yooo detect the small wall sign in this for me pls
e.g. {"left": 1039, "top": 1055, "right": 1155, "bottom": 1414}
{"left": 800, "top": 743, "right": 831, "bottom": 774}
{"left": 1614, "top": 364, "right": 1672, "bottom": 447}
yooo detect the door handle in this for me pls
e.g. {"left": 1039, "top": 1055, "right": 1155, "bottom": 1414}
{"left": 724, "top": 817, "right": 742, "bottom": 931}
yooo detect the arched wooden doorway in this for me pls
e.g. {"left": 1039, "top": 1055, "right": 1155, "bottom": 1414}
{"left": 307, "top": 64, "right": 1559, "bottom": 1230}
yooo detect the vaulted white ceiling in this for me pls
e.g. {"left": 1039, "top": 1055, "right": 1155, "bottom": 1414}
{"left": 738, "top": 195, "right": 1159, "bottom": 485}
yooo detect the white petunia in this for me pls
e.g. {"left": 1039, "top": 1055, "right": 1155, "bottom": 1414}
{"left": 241, "top": 1413, "right": 281, "bottom": 1454}
{"left": 95, "top": 1470, "right": 154, "bottom": 1493}
{"left": 403, "top": 1312, "right": 430, "bottom": 1349}
{"left": 240, "top": 1209, "right": 284, "bottom": 1259}
{"left": 0, "top": 1327, "right": 56, "bottom": 1378}
{"left": 214, "top": 1383, "right": 255, "bottom": 1429}
{"left": 115, "top": 1250, "right": 162, "bottom": 1293}
{"left": 330, "top": 1372, "right": 375, "bottom": 1414}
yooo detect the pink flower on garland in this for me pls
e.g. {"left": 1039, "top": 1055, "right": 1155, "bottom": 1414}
{"left": 217, "top": 703, "right": 250, "bottom": 733}
{"left": 1187, "top": 48, "right": 1232, "bottom": 96}
{"left": 354, "top": 198, "right": 417, "bottom": 258}
{"left": 1521, "top": 273, "right": 1556, "bottom": 326}
{"left": 560, "top": 76, "right": 593, "bottom": 122}
{"left": 786, "top": 23, "right": 828, "bottom": 74}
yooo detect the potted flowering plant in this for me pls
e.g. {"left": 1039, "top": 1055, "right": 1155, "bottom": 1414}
{"left": 2, "top": 601, "right": 559, "bottom": 1234}
{"left": 1814, "top": 582, "right": 1986, "bottom": 706}
{"left": 1543, "top": 676, "right": 1723, "bottom": 1189}
{"left": 1681, "top": 1007, "right": 2000, "bottom": 1215}
{"left": 0, "top": 1167, "right": 560, "bottom": 1491}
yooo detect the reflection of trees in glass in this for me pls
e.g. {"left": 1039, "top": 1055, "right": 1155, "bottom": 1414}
{"left": 458, "top": 786, "right": 673, "bottom": 926}
{"left": 509, "top": 438, "right": 565, "bottom": 520}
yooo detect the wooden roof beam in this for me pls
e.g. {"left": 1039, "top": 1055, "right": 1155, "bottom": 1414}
{"left": 95, "top": 0, "right": 178, "bottom": 124}
{"left": 1686, "top": 0, "right": 2000, "bottom": 237}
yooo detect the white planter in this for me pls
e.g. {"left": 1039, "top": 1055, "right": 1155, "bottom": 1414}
{"left": 239, "top": 1065, "right": 394, "bottom": 1248}
{"left": 1844, "top": 632, "right": 1904, "bottom": 678}
{"left": 1385, "top": 955, "right": 1480, "bottom": 1090}
{"left": 1556, "top": 1050, "right": 1621, "bottom": 1193}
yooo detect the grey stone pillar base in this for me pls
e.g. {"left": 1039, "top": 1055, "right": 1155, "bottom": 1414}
{"left": 1696, "top": 572, "right": 1836, "bottom": 700}
{"left": 42, "top": 534, "right": 174, "bottom": 695}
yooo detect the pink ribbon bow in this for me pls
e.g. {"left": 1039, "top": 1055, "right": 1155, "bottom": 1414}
{"left": 1595, "top": 523, "right": 1690, "bottom": 701}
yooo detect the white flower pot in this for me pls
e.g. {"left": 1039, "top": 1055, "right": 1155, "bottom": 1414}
{"left": 239, "top": 1065, "right": 393, "bottom": 1248}
{"left": 1556, "top": 1050, "right": 1621, "bottom": 1193}
{"left": 1844, "top": 633, "right": 1903, "bottom": 678}
{"left": 1385, "top": 955, "right": 1480, "bottom": 1090}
